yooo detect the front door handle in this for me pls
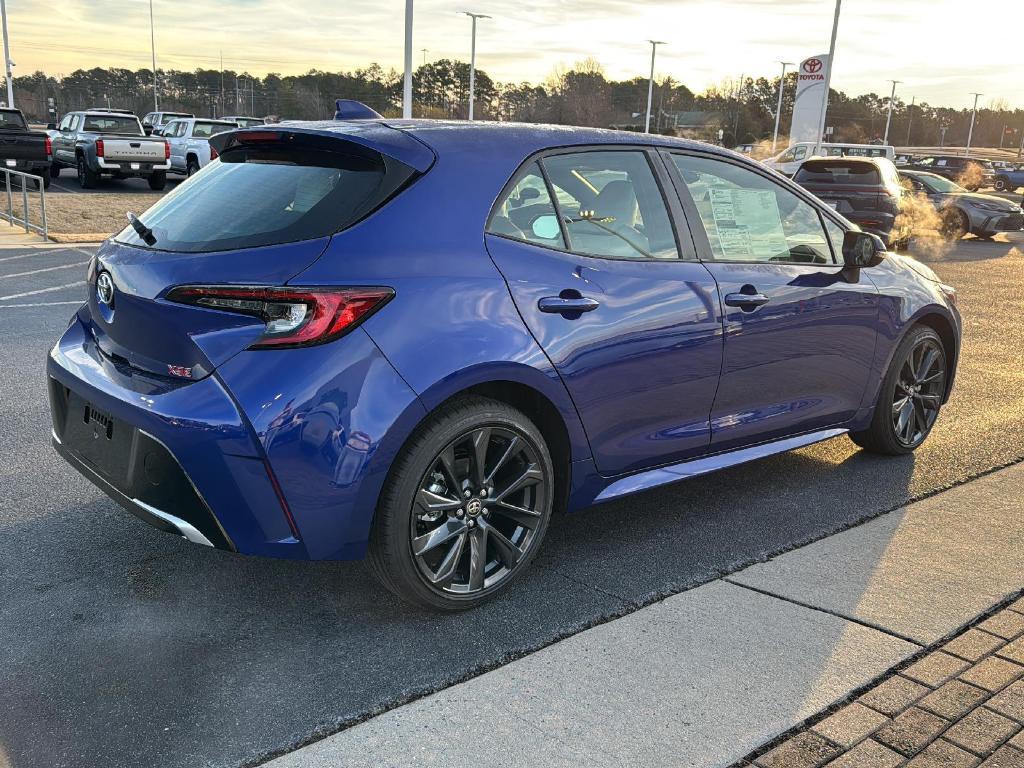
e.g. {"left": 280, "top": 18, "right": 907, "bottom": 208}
{"left": 724, "top": 292, "right": 770, "bottom": 309}
{"left": 538, "top": 296, "right": 600, "bottom": 314}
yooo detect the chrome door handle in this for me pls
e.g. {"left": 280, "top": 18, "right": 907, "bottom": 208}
{"left": 538, "top": 296, "right": 600, "bottom": 314}
{"left": 724, "top": 292, "right": 770, "bottom": 308}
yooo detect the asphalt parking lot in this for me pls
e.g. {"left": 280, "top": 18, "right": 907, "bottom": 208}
{"left": 46, "top": 169, "right": 184, "bottom": 195}
{"left": 2, "top": 234, "right": 1024, "bottom": 768}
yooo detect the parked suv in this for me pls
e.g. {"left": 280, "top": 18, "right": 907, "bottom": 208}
{"left": 793, "top": 157, "right": 905, "bottom": 247}
{"left": 161, "top": 117, "right": 236, "bottom": 176}
{"left": 47, "top": 120, "right": 961, "bottom": 611}
{"left": 49, "top": 110, "right": 170, "bottom": 189}
{"left": 901, "top": 155, "right": 995, "bottom": 191}
{"left": 141, "top": 111, "right": 194, "bottom": 136}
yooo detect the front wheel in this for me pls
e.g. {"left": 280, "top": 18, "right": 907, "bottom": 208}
{"left": 995, "top": 177, "right": 1011, "bottom": 192}
{"left": 940, "top": 208, "right": 969, "bottom": 241}
{"left": 850, "top": 326, "right": 947, "bottom": 455}
{"left": 368, "top": 396, "right": 554, "bottom": 611}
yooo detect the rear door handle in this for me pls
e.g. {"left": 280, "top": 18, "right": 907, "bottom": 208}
{"left": 724, "top": 292, "right": 770, "bottom": 309}
{"left": 538, "top": 296, "right": 600, "bottom": 314}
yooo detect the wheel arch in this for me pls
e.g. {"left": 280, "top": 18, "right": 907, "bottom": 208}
{"left": 912, "top": 310, "right": 959, "bottom": 403}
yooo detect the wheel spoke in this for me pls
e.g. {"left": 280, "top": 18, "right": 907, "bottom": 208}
{"left": 470, "top": 427, "right": 491, "bottom": 489}
{"left": 892, "top": 394, "right": 911, "bottom": 415}
{"left": 413, "top": 518, "right": 467, "bottom": 557}
{"left": 484, "top": 435, "right": 520, "bottom": 486}
{"left": 919, "top": 370, "right": 944, "bottom": 385}
{"left": 915, "top": 347, "right": 939, "bottom": 383}
{"left": 417, "top": 487, "right": 462, "bottom": 515}
{"left": 467, "top": 527, "right": 487, "bottom": 590}
{"left": 481, "top": 518, "right": 523, "bottom": 567}
{"left": 896, "top": 400, "right": 915, "bottom": 442}
{"left": 491, "top": 463, "right": 543, "bottom": 503}
{"left": 918, "top": 393, "right": 941, "bottom": 408}
{"left": 427, "top": 532, "right": 467, "bottom": 586}
{"left": 435, "top": 444, "right": 461, "bottom": 494}
{"left": 492, "top": 500, "right": 541, "bottom": 529}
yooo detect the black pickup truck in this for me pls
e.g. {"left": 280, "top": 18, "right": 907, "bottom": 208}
{"left": 0, "top": 107, "right": 52, "bottom": 188}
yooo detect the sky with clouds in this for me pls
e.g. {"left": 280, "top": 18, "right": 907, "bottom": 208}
{"left": 10, "top": 0, "right": 1020, "bottom": 109}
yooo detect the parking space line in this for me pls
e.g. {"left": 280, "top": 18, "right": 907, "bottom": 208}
{"left": 0, "top": 300, "right": 82, "bottom": 308}
{"left": 0, "top": 281, "right": 83, "bottom": 301}
{"left": 1, "top": 261, "right": 88, "bottom": 280}
{"left": 0, "top": 247, "right": 81, "bottom": 264}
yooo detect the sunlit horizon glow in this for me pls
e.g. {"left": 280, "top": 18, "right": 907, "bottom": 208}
{"left": 12, "top": 0, "right": 1021, "bottom": 110}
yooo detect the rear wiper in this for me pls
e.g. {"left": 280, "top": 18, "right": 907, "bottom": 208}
{"left": 127, "top": 212, "right": 157, "bottom": 246}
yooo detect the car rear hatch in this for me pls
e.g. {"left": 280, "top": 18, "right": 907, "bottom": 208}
{"left": 794, "top": 160, "right": 897, "bottom": 226}
{"left": 85, "top": 123, "right": 433, "bottom": 381}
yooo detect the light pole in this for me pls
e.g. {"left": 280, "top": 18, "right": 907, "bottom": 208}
{"left": 883, "top": 79, "right": 901, "bottom": 145}
{"left": 402, "top": 0, "right": 413, "bottom": 118}
{"left": 966, "top": 92, "right": 982, "bottom": 156}
{"left": 771, "top": 61, "right": 793, "bottom": 152}
{"left": 0, "top": 0, "right": 14, "bottom": 108}
{"left": 905, "top": 95, "right": 915, "bottom": 146}
{"left": 421, "top": 48, "right": 428, "bottom": 67}
{"left": 149, "top": 0, "right": 158, "bottom": 111}
{"left": 462, "top": 12, "right": 490, "bottom": 121}
{"left": 644, "top": 40, "right": 665, "bottom": 134}
{"left": 814, "top": 0, "right": 841, "bottom": 155}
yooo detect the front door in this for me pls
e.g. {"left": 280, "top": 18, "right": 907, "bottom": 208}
{"left": 485, "top": 148, "right": 724, "bottom": 476}
{"left": 664, "top": 151, "right": 880, "bottom": 451}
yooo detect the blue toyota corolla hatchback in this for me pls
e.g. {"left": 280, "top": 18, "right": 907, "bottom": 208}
{"left": 48, "top": 116, "right": 961, "bottom": 610}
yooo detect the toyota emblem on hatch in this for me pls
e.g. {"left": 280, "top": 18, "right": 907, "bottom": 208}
{"left": 96, "top": 271, "right": 115, "bottom": 308}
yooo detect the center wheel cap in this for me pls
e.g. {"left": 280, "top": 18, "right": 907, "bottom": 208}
{"left": 466, "top": 499, "right": 483, "bottom": 518}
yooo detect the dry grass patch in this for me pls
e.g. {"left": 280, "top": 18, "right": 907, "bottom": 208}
{"left": 22, "top": 192, "right": 163, "bottom": 240}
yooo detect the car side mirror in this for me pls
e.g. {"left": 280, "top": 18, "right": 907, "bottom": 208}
{"left": 842, "top": 230, "right": 886, "bottom": 268}
{"left": 46, "top": 122, "right": 56, "bottom": 130}
{"left": 145, "top": 126, "right": 155, "bottom": 136}
{"left": 531, "top": 214, "right": 562, "bottom": 241}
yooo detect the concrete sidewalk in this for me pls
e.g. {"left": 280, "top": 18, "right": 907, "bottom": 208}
{"left": 264, "top": 463, "right": 1024, "bottom": 768}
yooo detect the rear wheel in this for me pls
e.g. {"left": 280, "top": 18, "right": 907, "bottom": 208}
{"left": 995, "top": 176, "right": 1011, "bottom": 192}
{"left": 940, "top": 208, "right": 969, "bottom": 240}
{"left": 849, "top": 326, "right": 947, "bottom": 455}
{"left": 49, "top": 163, "right": 60, "bottom": 179}
{"left": 147, "top": 170, "right": 167, "bottom": 191}
{"left": 368, "top": 396, "right": 554, "bottom": 611}
{"left": 77, "top": 156, "right": 99, "bottom": 189}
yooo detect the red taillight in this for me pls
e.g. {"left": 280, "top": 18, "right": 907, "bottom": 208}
{"left": 166, "top": 285, "right": 394, "bottom": 348}
{"left": 95, "top": 139, "right": 104, "bottom": 157}
{"left": 164, "top": 141, "right": 171, "bottom": 160}
{"left": 209, "top": 145, "right": 219, "bottom": 160}
{"left": 44, "top": 136, "right": 52, "bottom": 158}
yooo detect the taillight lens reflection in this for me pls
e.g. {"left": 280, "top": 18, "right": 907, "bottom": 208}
{"left": 166, "top": 285, "right": 394, "bottom": 348}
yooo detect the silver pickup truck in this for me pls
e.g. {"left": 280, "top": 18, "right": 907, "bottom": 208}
{"left": 49, "top": 111, "right": 170, "bottom": 189}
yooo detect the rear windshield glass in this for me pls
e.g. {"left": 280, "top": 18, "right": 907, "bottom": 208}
{"left": 83, "top": 115, "right": 142, "bottom": 135}
{"left": 115, "top": 145, "right": 413, "bottom": 253}
{"left": 192, "top": 121, "right": 234, "bottom": 138}
{"left": 794, "top": 162, "right": 880, "bottom": 186}
{"left": 0, "top": 110, "right": 26, "bottom": 129}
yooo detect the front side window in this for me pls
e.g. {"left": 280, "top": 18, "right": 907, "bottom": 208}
{"left": 540, "top": 150, "right": 679, "bottom": 260}
{"left": 486, "top": 162, "right": 565, "bottom": 249}
{"left": 672, "top": 154, "right": 834, "bottom": 265}
{"left": 793, "top": 146, "right": 808, "bottom": 161}
{"left": 163, "top": 121, "right": 182, "bottom": 138}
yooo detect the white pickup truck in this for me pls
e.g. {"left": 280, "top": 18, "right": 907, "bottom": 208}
{"left": 48, "top": 111, "right": 171, "bottom": 189}
{"left": 161, "top": 118, "right": 237, "bottom": 176}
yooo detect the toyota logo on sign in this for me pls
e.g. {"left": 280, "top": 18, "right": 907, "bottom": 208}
{"left": 803, "top": 58, "right": 823, "bottom": 74}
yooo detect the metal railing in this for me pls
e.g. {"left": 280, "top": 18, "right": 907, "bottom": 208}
{"left": 0, "top": 168, "right": 48, "bottom": 240}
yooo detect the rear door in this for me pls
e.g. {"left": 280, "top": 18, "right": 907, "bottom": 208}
{"left": 485, "top": 147, "right": 724, "bottom": 476}
{"left": 664, "top": 150, "right": 880, "bottom": 451}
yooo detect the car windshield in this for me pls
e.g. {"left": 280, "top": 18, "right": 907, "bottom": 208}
{"left": 917, "top": 174, "right": 965, "bottom": 193}
{"left": 114, "top": 144, "right": 414, "bottom": 253}
{"left": 82, "top": 115, "right": 143, "bottom": 135}
{"left": 0, "top": 110, "right": 26, "bottom": 130}
{"left": 192, "top": 121, "right": 234, "bottom": 139}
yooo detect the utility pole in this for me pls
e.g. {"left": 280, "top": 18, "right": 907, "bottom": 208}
{"left": 0, "top": 0, "right": 12, "bottom": 108}
{"left": 966, "top": 92, "right": 982, "bottom": 157}
{"left": 883, "top": 79, "right": 901, "bottom": 145}
{"left": 402, "top": 0, "right": 413, "bottom": 118}
{"left": 421, "top": 48, "right": 428, "bottom": 67}
{"left": 814, "top": 0, "right": 842, "bottom": 155}
{"left": 250, "top": 77, "right": 254, "bottom": 115}
{"left": 235, "top": 75, "right": 240, "bottom": 112}
{"left": 644, "top": 40, "right": 665, "bottom": 133}
{"left": 463, "top": 12, "right": 490, "bottom": 121}
{"left": 220, "top": 50, "right": 224, "bottom": 117}
{"left": 905, "top": 95, "right": 915, "bottom": 146}
{"left": 999, "top": 124, "right": 1007, "bottom": 150}
{"left": 939, "top": 123, "right": 948, "bottom": 148}
{"left": 772, "top": 61, "right": 793, "bottom": 153}
{"left": 148, "top": 0, "right": 158, "bottom": 111}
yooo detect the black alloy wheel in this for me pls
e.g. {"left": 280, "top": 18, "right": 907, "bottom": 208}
{"left": 891, "top": 335, "right": 946, "bottom": 449}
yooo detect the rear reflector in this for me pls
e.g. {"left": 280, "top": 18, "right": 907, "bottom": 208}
{"left": 166, "top": 285, "right": 394, "bottom": 348}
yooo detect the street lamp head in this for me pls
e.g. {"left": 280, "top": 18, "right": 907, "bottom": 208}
{"left": 648, "top": 40, "right": 666, "bottom": 46}
{"left": 462, "top": 11, "right": 491, "bottom": 19}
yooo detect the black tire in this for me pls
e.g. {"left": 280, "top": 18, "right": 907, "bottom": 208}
{"left": 940, "top": 208, "right": 969, "bottom": 240}
{"left": 77, "top": 155, "right": 99, "bottom": 189}
{"left": 147, "top": 170, "right": 167, "bottom": 191}
{"left": 39, "top": 174, "right": 51, "bottom": 190}
{"left": 995, "top": 177, "right": 1011, "bottom": 193}
{"left": 49, "top": 163, "right": 60, "bottom": 179}
{"left": 849, "top": 325, "right": 947, "bottom": 455}
{"left": 368, "top": 395, "right": 555, "bottom": 611}
{"left": 186, "top": 158, "right": 200, "bottom": 177}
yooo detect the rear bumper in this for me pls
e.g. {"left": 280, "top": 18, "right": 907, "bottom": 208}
{"left": 96, "top": 158, "right": 170, "bottom": 172}
{"left": 47, "top": 316, "right": 307, "bottom": 559}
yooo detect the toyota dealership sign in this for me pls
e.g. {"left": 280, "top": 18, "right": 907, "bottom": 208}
{"left": 790, "top": 53, "right": 831, "bottom": 145}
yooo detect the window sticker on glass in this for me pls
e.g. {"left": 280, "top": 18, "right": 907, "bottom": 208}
{"left": 706, "top": 188, "right": 788, "bottom": 260}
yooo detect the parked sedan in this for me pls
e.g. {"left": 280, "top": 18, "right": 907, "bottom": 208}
{"left": 792, "top": 157, "right": 905, "bottom": 247}
{"left": 901, "top": 155, "right": 995, "bottom": 191}
{"left": 161, "top": 117, "right": 237, "bottom": 176}
{"left": 900, "top": 169, "right": 1024, "bottom": 239}
{"left": 47, "top": 118, "right": 960, "bottom": 611}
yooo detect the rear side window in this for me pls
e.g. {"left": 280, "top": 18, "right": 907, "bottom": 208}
{"left": 116, "top": 144, "right": 415, "bottom": 253}
{"left": 83, "top": 115, "right": 142, "bottom": 135}
{"left": 192, "top": 121, "right": 234, "bottom": 138}
{"left": 794, "top": 162, "right": 881, "bottom": 186}
{"left": 487, "top": 162, "right": 566, "bottom": 249}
